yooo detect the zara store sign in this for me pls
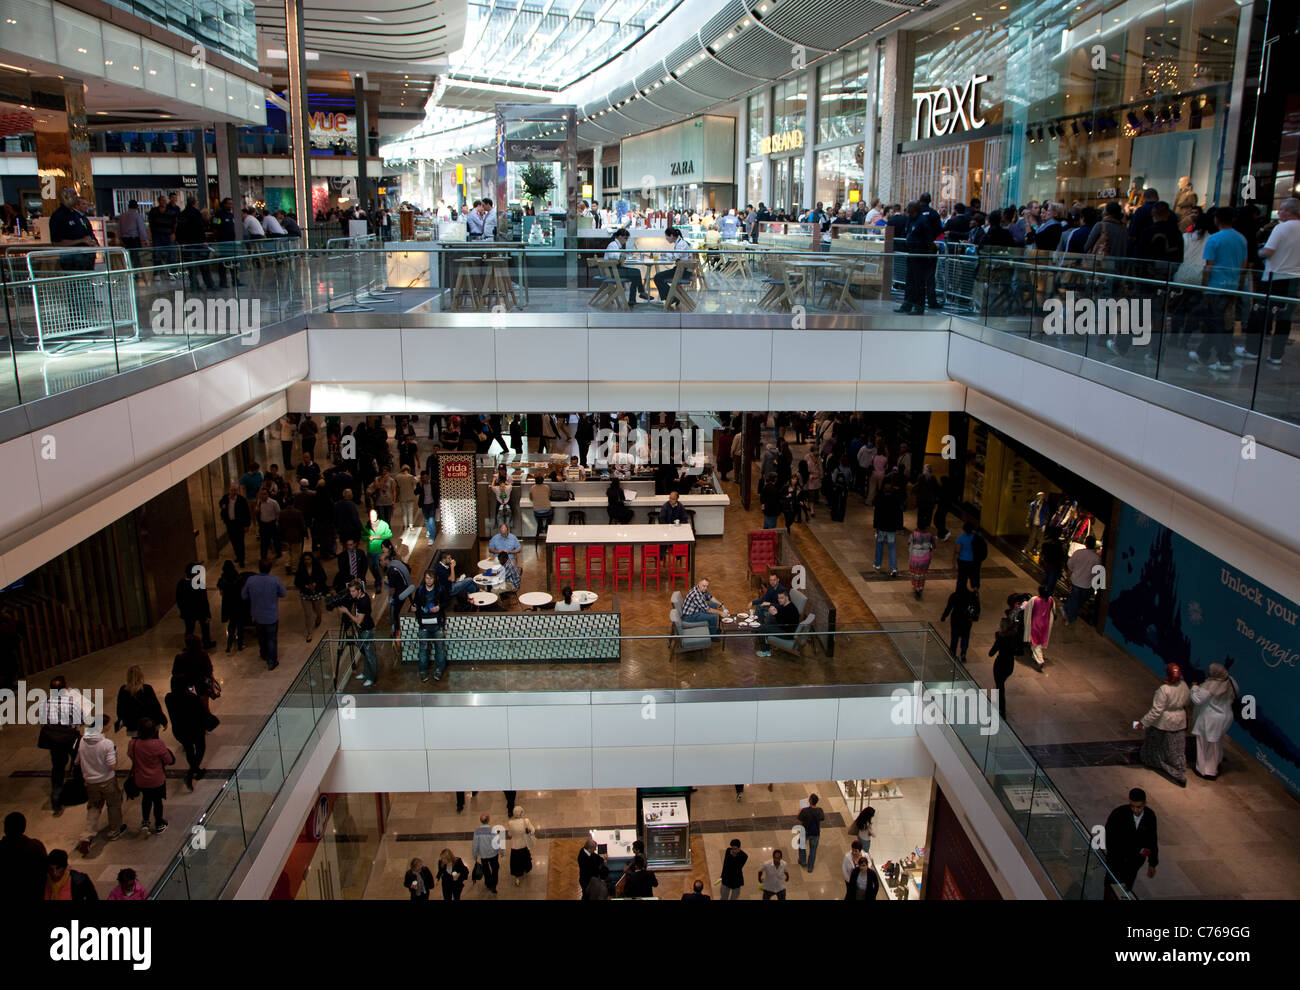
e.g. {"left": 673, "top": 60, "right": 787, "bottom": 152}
{"left": 912, "top": 73, "right": 991, "bottom": 141}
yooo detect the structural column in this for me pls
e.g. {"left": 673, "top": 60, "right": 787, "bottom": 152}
{"left": 876, "top": 32, "right": 909, "bottom": 205}
{"left": 193, "top": 128, "right": 210, "bottom": 207}
{"left": 213, "top": 123, "right": 243, "bottom": 239}
{"left": 592, "top": 142, "right": 603, "bottom": 205}
{"left": 801, "top": 67, "right": 816, "bottom": 210}
{"left": 353, "top": 74, "right": 369, "bottom": 211}
{"left": 33, "top": 78, "right": 94, "bottom": 214}
{"left": 285, "top": 0, "right": 313, "bottom": 225}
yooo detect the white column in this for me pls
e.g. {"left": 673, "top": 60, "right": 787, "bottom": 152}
{"left": 593, "top": 142, "right": 603, "bottom": 204}
{"left": 802, "top": 67, "right": 817, "bottom": 210}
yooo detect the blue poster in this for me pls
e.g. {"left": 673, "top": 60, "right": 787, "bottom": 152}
{"left": 1106, "top": 503, "right": 1300, "bottom": 796}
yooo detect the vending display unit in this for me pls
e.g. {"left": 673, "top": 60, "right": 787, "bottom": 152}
{"left": 637, "top": 789, "right": 691, "bottom": 869}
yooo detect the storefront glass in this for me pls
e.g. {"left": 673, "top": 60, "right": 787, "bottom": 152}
{"left": 900, "top": 0, "right": 1242, "bottom": 211}
{"left": 817, "top": 49, "right": 870, "bottom": 144}
{"left": 815, "top": 145, "right": 865, "bottom": 208}
{"left": 747, "top": 161, "right": 763, "bottom": 207}
{"left": 747, "top": 92, "right": 767, "bottom": 158}
{"left": 772, "top": 77, "right": 806, "bottom": 139}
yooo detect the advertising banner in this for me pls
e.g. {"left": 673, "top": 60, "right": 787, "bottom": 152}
{"left": 1106, "top": 503, "right": 1300, "bottom": 796}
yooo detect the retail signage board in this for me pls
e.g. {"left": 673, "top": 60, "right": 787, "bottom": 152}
{"left": 760, "top": 129, "right": 804, "bottom": 155}
{"left": 912, "top": 73, "right": 991, "bottom": 140}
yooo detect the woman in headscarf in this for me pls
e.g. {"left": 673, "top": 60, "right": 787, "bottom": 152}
{"left": 1189, "top": 663, "right": 1235, "bottom": 779}
{"left": 1020, "top": 585, "right": 1056, "bottom": 672}
{"left": 1137, "top": 663, "right": 1191, "bottom": 786}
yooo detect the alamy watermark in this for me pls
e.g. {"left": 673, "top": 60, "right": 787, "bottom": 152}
{"left": 591, "top": 422, "right": 707, "bottom": 467}
{"left": 149, "top": 291, "right": 261, "bottom": 344}
{"left": 890, "top": 680, "right": 1000, "bottom": 736}
{"left": 1042, "top": 291, "right": 1152, "bottom": 346}
{"left": 0, "top": 682, "right": 105, "bottom": 728}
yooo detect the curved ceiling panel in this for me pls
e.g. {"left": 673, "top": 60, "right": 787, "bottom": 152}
{"left": 714, "top": 26, "right": 810, "bottom": 79}
{"left": 765, "top": 0, "right": 901, "bottom": 41}
{"left": 677, "top": 59, "right": 766, "bottom": 98}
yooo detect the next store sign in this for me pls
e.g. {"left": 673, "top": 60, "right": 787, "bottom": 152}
{"left": 912, "top": 73, "right": 991, "bottom": 141}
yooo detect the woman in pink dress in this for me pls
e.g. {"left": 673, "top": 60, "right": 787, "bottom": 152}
{"left": 1021, "top": 585, "right": 1056, "bottom": 672}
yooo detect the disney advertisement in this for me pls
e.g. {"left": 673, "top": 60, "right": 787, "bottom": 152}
{"left": 1105, "top": 503, "right": 1300, "bottom": 796}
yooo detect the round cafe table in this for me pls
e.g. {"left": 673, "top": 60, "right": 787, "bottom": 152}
{"left": 474, "top": 572, "right": 504, "bottom": 588}
{"left": 519, "top": 591, "right": 553, "bottom": 610}
{"left": 477, "top": 558, "right": 500, "bottom": 571}
{"left": 468, "top": 591, "right": 498, "bottom": 609}
{"left": 572, "top": 590, "right": 598, "bottom": 608}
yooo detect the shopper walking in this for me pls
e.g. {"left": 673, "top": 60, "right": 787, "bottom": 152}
{"left": 989, "top": 618, "right": 1019, "bottom": 719}
{"left": 114, "top": 665, "right": 166, "bottom": 737}
{"left": 472, "top": 814, "right": 501, "bottom": 893}
{"left": 849, "top": 806, "right": 875, "bottom": 854}
{"left": 218, "top": 484, "right": 251, "bottom": 567}
{"left": 293, "top": 552, "right": 328, "bottom": 643}
{"left": 719, "top": 838, "right": 748, "bottom": 900}
{"left": 913, "top": 465, "right": 939, "bottom": 531}
{"left": 40, "top": 674, "right": 85, "bottom": 817}
{"left": 404, "top": 858, "right": 435, "bottom": 900}
{"left": 1137, "top": 663, "right": 1191, "bottom": 787}
{"left": 1021, "top": 585, "right": 1056, "bottom": 672}
{"left": 506, "top": 807, "right": 536, "bottom": 885}
{"left": 1189, "top": 663, "right": 1235, "bottom": 779}
{"left": 843, "top": 841, "right": 879, "bottom": 900}
{"left": 73, "top": 722, "right": 125, "bottom": 856}
{"left": 242, "top": 559, "right": 287, "bottom": 671}
{"left": 436, "top": 848, "right": 469, "bottom": 901}
{"left": 128, "top": 718, "right": 175, "bottom": 834}
{"left": 1103, "top": 788, "right": 1159, "bottom": 895}
{"left": 44, "top": 850, "right": 98, "bottom": 901}
{"left": 578, "top": 837, "right": 607, "bottom": 899}
{"left": 107, "top": 868, "right": 148, "bottom": 900}
{"left": 908, "top": 528, "right": 936, "bottom": 599}
{"left": 872, "top": 478, "right": 904, "bottom": 576}
{"left": 174, "top": 563, "right": 215, "bottom": 648}
{"left": 1064, "top": 536, "right": 1101, "bottom": 625}
{"left": 217, "top": 560, "right": 246, "bottom": 652}
{"left": 940, "top": 584, "right": 979, "bottom": 663}
{"left": 758, "top": 849, "right": 790, "bottom": 900}
{"left": 0, "top": 812, "right": 48, "bottom": 901}
{"left": 797, "top": 793, "right": 825, "bottom": 871}
{"left": 165, "top": 662, "right": 209, "bottom": 791}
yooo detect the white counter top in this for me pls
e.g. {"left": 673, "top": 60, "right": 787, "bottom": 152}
{"left": 545, "top": 524, "right": 695, "bottom": 545}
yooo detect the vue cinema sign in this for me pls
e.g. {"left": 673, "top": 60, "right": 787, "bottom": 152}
{"left": 912, "top": 73, "right": 990, "bottom": 140}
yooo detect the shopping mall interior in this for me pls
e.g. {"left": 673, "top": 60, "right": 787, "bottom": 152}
{"left": 0, "top": 0, "right": 1298, "bottom": 934}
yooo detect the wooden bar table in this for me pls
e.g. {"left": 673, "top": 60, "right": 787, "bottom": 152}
{"left": 544, "top": 523, "right": 695, "bottom": 591}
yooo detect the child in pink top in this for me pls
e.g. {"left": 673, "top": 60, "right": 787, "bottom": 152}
{"left": 107, "top": 868, "right": 148, "bottom": 900}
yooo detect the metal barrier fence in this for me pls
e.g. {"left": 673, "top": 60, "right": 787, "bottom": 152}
{"left": 23, "top": 247, "right": 139, "bottom": 352}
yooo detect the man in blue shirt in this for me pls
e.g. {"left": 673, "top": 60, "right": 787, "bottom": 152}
{"left": 750, "top": 571, "right": 787, "bottom": 619}
{"left": 241, "top": 559, "right": 286, "bottom": 670}
{"left": 955, "top": 522, "right": 978, "bottom": 591}
{"left": 239, "top": 462, "right": 264, "bottom": 500}
{"left": 1191, "top": 208, "right": 1249, "bottom": 370}
{"left": 488, "top": 523, "right": 522, "bottom": 584}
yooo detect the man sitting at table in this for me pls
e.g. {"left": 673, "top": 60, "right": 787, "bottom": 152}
{"left": 658, "top": 490, "right": 688, "bottom": 525}
{"left": 755, "top": 590, "right": 800, "bottom": 658}
{"left": 682, "top": 578, "right": 725, "bottom": 638}
{"left": 653, "top": 226, "right": 695, "bottom": 305}
{"left": 488, "top": 523, "right": 523, "bottom": 581}
{"left": 604, "top": 228, "right": 652, "bottom": 306}
{"left": 750, "top": 571, "right": 787, "bottom": 620}
{"left": 435, "top": 551, "right": 477, "bottom": 600}
{"left": 495, "top": 551, "right": 521, "bottom": 595}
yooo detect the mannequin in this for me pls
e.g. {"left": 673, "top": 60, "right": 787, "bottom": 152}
{"left": 1026, "top": 492, "right": 1050, "bottom": 557}
{"left": 1048, "top": 500, "right": 1078, "bottom": 540}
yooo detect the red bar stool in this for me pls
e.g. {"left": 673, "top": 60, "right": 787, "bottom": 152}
{"left": 640, "top": 544, "right": 662, "bottom": 590}
{"left": 612, "top": 545, "right": 634, "bottom": 590}
{"left": 666, "top": 542, "right": 691, "bottom": 590}
{"left": 555, "top": 545, "right": 576, "bottom": 586}
{"left": 584, "top": 545, "right": 606, "bottom": 590}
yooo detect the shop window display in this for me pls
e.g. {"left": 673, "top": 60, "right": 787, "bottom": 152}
{"left": 900, "top": 0, "right": 1242, "bottom": 212}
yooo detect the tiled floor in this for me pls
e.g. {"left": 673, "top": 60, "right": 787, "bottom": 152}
{"left": 355, "top": 781, "right": 932, "bottom": 900}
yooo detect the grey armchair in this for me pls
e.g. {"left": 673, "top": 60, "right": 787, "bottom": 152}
{"left": 670, "top": 608, "right": 713, "bottom": 655}
{"left": 768, "top": 613, "right": 816, "bottom": 657}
